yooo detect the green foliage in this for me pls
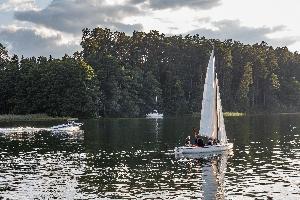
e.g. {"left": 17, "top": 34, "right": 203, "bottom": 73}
{"left": 223, "top": 112, "right": 246, "bottom": 117}
{"left": 1, "top": 28, "right": 300, "bottom": 117}
{"left": 0, "top": 53, "right": 98, "bottom": 117}
{"left": 235, "top": 62, "right": 253, "bottom": 111}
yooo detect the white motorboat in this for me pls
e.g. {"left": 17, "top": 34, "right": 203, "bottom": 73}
{"left": 50, "top": 120, "right": 83, "bottom": 132}
{"left": 0, "top": 120, "right": 83, "bottom": 135}
{"left": 175, "top": 50, "right": 233, "bottom": 154}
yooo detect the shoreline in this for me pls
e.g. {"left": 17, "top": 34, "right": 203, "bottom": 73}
{"left": 0, "top": 114, "right": 72, "bottom": 122}
{"left": 2, "top": 112, "right": 300, "bottom": 122}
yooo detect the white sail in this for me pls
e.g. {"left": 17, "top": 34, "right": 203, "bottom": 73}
{"left": 174, "top": 50, "right": 232, "bottom": 155}
{"left": 216, "top": 78, "right": 227, "bottom": 144}
{"left": 199, "top": 51, "right": 217, "bottom": 139}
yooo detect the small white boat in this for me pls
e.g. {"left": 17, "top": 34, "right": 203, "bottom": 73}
{"left": 175, "top": 50, "right": 233, "bottom": 154}
{"left": 146, "top": 96, "right": 163, "bottom": 119}
{"left": 146, "top": 109, "right": 163, "bottom": 119}
{"left": 0, "top": 120, "right": 83, "bottom": 135}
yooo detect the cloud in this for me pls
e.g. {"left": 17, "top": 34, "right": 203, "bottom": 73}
{"left": 0, "top": 26, "right": 81, "bottom": 58}
{"left": 129, "top": 0, "right": 221, "bottom": 10}
{"left": 0, "top": 0, "right": 38, "bottom": 11}
{"left": 188, "top": 20, "right": 297, "bottom": 47}
{"left": 6, "top": 1, "right": 297, "bottom": 58}
{"left": 14, "top": 0, "right": 143, "bottom": 34}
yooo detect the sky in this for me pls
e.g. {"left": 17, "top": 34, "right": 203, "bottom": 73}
{"left": 0, "top": 0, "right": 299, "bottom": 58}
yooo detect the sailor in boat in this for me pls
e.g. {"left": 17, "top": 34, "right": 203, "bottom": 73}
{"left": 195, "top": 134, "right": 205, "bottom": 147}
{"left": 190, "top": 134, "right": 217, "bottom": 147}
{"left": 207, "top": 137, "right": 213, "bottom": 145}
{"left": 213, "top": 138, "right": 219, "bottom": 145}
{"left": 192, "top": 128, "right": 199, "bottom": 144}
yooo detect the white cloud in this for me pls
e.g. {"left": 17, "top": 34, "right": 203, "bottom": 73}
{"left": 0, "top": 25, "right": 81, "bottom": 57}
{"left": 188, "top": 19, "right": 298, "bottom": 47}
{"left": 14, "top": 0, "right": 143, "bottom": 34}
{"left": 0, "top": 0, "right": 38, "bottom": 11}
{"left": 1, "top": 0, "right": 299, "bottom": 57}
{"left": 128, "top": 0, "right": 221, "bottom": 10}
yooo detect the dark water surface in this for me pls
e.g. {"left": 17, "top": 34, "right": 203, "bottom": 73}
{"left": 0, "top": 115, "right": 299, "bottom": 199}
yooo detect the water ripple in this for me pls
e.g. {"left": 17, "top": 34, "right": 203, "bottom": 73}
{"left": 0, "top": 116, "right": 300, "bottom": 199}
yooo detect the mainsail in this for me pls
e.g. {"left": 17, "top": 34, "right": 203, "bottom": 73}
{"left": 199, "top": 51, "right": 217, "bottom": 139}
{"left": 199, "top": 51, "right": 227, "bottom": 144}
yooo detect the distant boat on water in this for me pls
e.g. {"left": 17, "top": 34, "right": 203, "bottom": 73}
{"left": 50, "top": 119, "right": 83, "bottom": 132}
{"left": 146, "top": 96, "right": 163, "bottom": 119}
{"left": 146, "top": 109, "right": 163, "bottom": 119}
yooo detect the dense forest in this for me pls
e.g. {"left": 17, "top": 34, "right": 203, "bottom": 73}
{"left": 1, "top": 28, "right": 300, "bottom": 117}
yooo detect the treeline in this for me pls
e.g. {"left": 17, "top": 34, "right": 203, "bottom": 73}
{"left": 0, "top": 46, "right": 98, "bottom": 117}
{"left": 1, "top": 28, "right": 300, "bottom": 117}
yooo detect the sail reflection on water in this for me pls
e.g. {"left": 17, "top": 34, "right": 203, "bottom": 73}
{"left": 176, "top": 151, "right": 232, "bottom": 199}
{"left": 202, "top": 152, "right": 229, "bottom": 200}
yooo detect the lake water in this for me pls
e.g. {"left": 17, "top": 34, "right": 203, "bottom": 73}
{"left": 0, "top": 115, "right": 299, "bottom": 199}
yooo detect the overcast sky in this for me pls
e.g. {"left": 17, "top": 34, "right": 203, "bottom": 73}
{"left": 0, "top": 0, "right": 299, "bottom": 58}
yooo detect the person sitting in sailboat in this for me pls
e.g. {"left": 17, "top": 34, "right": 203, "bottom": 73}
{"left": 193, "top": 133, "right": 198, "bottom": 145}
{"left": 213, "top": 138, "right": 219, "bottom": 145}
{"left": 207, "top": 137, "right": 213, "bottom": 145}
{"left": 192, "top": 128, "right": 199, "bottom": 143}
{"left": 195, "top": 134, "right": 204, "bottom": 147}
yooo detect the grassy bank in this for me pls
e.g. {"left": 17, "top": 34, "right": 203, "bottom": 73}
{"left": 0, "top": 114, "right": 72, "bottom": 122}
{"left": 192, "top": 112, "right": 246, "bottom": 117}
{"left": 223, "top": 112, "right": 246, "bottom": 117}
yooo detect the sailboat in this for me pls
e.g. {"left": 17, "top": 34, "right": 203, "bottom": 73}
{"left": 175, "top": 50, "right": 233, "bottom": 154}
{"left": 146, "top": 96, "right": 163, "bottom": 118}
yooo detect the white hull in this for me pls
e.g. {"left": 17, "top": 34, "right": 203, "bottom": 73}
{"left": 50, "top": 126, "right": 80, "bottom": 132}
{"left": 146, "top": 113, "right": 163, "bottom": 119}
{"left": 174, "top": 143, "right": 233, "bottom": 154}
{"left": 50, "top": 122, "right": 83, "bottom": 132}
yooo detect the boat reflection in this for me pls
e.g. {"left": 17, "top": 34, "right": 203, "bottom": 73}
{"left": 176, "top": 151, "right": 233, "bottom": 200}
